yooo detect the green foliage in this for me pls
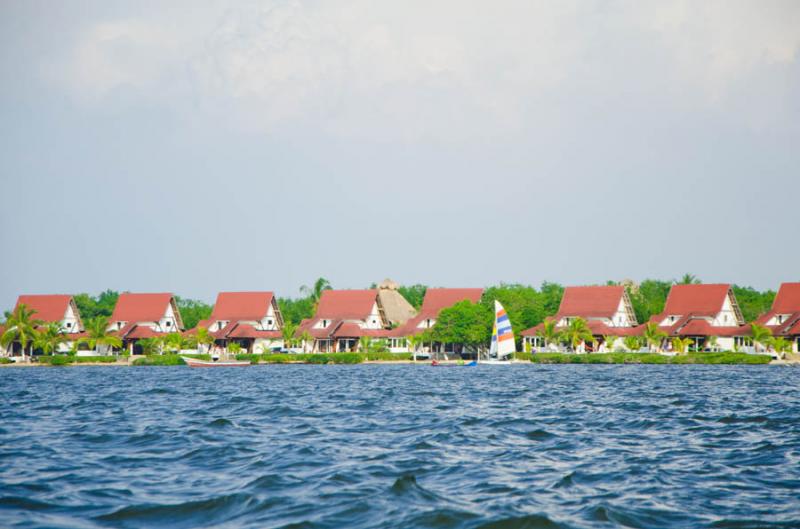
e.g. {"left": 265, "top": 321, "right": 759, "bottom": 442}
{"left": 623, "top": 335, "right": 641, "bottom": 352}
{"left": 628, "top": 280, "right": 671, "bottom": 324}
{"left": 397, "top": 284, "right": 427, "bottom": 310}
{"left": 427, "top": 300, "right": 492, "bottom": 348}
{"left": 531, "top": 352, "right": 770, "bottom": 364}
{"left": 677, "top": 273, "right": 702, "bottom": 285}
{"left": 132, "top": 354, "right": 186, "bottom": 366}
{"left": 642, "top": 322, "right": 668, "bottom": 351}
{"left": 227, "top": 342, "right": 243, "bottom": 355}
{"left": 732, "top": 285, "right": 776, "bottom": 323}
{"left": 562, "top": 318, "right": 594, "bottom": 351}
{"left": 73, "top": 290, "right": 119, "bottom": 321}
{"left": 1, "top": 304, "right": 43, "bottom": 353}
{"left": 137, "top": 337, "right": 162, "bottom": 355}
{"left": 175, "top": 297, "right": 212, "bottom": 330}
{"left": 162, "top": 332, "right": 187, "bottom": 353}
{"left": 671, "top": 337, "right": 694, "bottom": 353}
{"left": 80, "top": 317, "right": 122, "bottom": 353}
{"left": 278, "top": 297, "right": 315, "bottom": 325}
{"left": 44, "top": 355, "right": 70, "bottom": 366}
{"left": 33, "top": 323, "right": 66, "bottom": 355}
{"left": 235, "top": 354, "right": 262, "bottom": 364}
{"left": 0, "top": 357, "right": 13, "bottom": 364}
{"left": 73, "top": 356, "right": 121, "bottom": 363}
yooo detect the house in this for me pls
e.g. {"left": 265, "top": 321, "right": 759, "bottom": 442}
{"left": 296, "top": 289, "right": 391, "bottom": 352}
{"left": 521, "top": 286, "right": 638, "bottom": 352}
{"left": 755, "top": 282, "right": 800, "bottom": 353}
{"left": 108, "top": 293, "right": 183, "bottom": 353}
{"left": 392, "top": 288, "right": 484, "bottom": 354}
{"left": 4, "top": 295, "right": 85, "bottom": 356}
{"left": 648, "top": 284, "right": 749, "bottom": 351}
{"left": 200, "top": 291, "right": 284, "bottom": 353}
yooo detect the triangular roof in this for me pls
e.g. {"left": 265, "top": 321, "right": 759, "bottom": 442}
{"left": 110, "top": 293, "right": 180, "bottom": 327}
{"left": 556, "top": 286, "right": 626, "bottom": 319}
{"left": 209, "top": 292, "right": 276, "bottom": 322}
{"left": 418, "top": 288, "right": 483, "bottom": 319}
{"left": 14, "top": 295, "right": 77, "bottom": 324}
{"left": 658, "top": 284, "right": 732, "bottom": 318}
{"left": 315, "top": 290, "right": 379, "bottom": 320}
{"left": 770, "top": 283, "right": 800, "bottom": 314}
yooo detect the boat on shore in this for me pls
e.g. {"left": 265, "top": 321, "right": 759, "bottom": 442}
{"left": 181, "top": 356, "right": 250, "bottom": 368}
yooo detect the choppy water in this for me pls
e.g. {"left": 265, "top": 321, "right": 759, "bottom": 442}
{"left": 1, "top": 365, "right": 799, "bottom": 529}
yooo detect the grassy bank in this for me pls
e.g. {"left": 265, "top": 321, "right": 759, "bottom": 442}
{"left": 236, "top": 352, "right": 413, "bottom": 364}
{"left": 38, "top": 355, "right": 126, "bottom": 366}
{"left": 132, "top": 354, "right": 210, "bottom": 366}
{"left": 530, "top": 352, "right": 771, "bottom": 364}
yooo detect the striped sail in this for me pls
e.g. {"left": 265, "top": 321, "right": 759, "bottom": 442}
{"left": 491, "top": 300, "right": 515, "bottom": 358}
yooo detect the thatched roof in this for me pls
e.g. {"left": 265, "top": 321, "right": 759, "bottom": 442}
{"left": 377, "top": 279, "right": 416, "bottom": 325}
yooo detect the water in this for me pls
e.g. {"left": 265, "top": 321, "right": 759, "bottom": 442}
{"left": 1, "top": 365, "right": 799, "bottom": 529}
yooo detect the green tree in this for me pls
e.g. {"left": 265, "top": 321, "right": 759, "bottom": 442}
{"left": 33, "top": 323, "right": 67, "bottom": 356}
{"left": 671, "top": 337, "right": 693, "bottom": 354}
{"left": 562, "top": 317, "right": 594, "bottom": 352}
{"left": 80, "top": 317, "right": 122, "bottom": 355}
{"left": 750, "top": 323, "right": 772, "bottom": 353}
{"left": 642, "top": 322, "right": 667, "bottom": 352}
{"left": 74, "top": 290, "right": 119, "bottom": 321}
{"left": 733, "top": 286, "right": 776, "bottom": 323}
{"left": 300, "top": 278, "right": 333, "bottom": 310}
{"left": 406, "top": 334, "right": 424, "bottom": 361}
{"left": 137, "top": 337, "right": 161, "bottom": 355}
{"left": 770, "top": 337, "right": 792, "bottom": 357}
{"left": 481, "top": 283, "right": 544, "bottom": 337}
{"left": 602, "top": 335, "right": 617, "bottom": 352}
{"left": 163, "top": 332, "right": 186, "bottom": 354}
{"left": 175, "top": 297, "right": 212, "bottom": 330}
{"left": 227, "top": 342, "right": 243, "bottom": 355}
{"left": 628, "top": 280, "right": 671, "bottom": 324}
{"left": 300, "top": 330, "right": 313, "bottom": 353}
{"left": 358, "top": 336, "right": 371, "bottom": 352}
{"left": 397, "top": 284, "right": 427, "bottom": 310}
{"left": 278, "top": 297, "right": 315, "bottom": 326}
{"left": 281, "top": 321, "right": 298, "bottom": 350}
{"left": 677, "top": 273, "right": 701, "bottom": 285}
{"left": 194, "top": 326, "right": 215, "bottom": 353}
{"left": 535, "top": 318, "right": 560, "bottom": 350}
{"left": 1, "top": 304, "right": 43, "bottom": 359}
{"left": 623, "top": 335, "right": 641, "bottom": 352}
{"left": 427, "top": 300, "right": 492, "bottom": 353}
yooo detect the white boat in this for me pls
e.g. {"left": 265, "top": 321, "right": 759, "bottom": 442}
{"left": 181, "top": 356, "right": 251, "bottom": 368}
{"left": 482, "top": 300, "right": 515, "bottom": 364}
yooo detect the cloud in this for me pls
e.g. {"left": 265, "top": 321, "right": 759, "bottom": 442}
{"left": 50, "top": 0, "right": 800, "bottom": 139}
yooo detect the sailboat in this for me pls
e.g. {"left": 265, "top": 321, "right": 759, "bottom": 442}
{"left": 482, "top": 300, "right": 515, "bottom": 364}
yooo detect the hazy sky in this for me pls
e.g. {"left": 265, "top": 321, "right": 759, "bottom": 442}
{"left": 1, "top": 0, "right": 799, "bottom": 310}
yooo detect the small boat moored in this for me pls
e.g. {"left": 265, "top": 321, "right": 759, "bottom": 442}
{"left": 181, "top": 356, "right": 251, "bottom": 368}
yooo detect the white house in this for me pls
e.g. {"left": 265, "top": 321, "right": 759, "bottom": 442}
{"left": 198, "top": 291, "right": 285, "bottom": 353}
{"left": 108, "top": 293, "right": 184, "bottom": 353}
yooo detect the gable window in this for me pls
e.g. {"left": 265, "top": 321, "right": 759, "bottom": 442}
{"left": 166, "top": 321, "right": 171, "bottom": 327}
{"left": 267, "top": 319, "right": 273, "bottom": 326}
{"left": 778, "top": 315, "right": 784, "bottom": 324}
{"left": 66, "top": 322, "right": 72, "bottom": 328}
{"left": 372, "top": 320, "right": 377, "bottom": 325}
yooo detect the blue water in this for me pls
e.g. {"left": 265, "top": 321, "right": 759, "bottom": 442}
{"left": 1, "top": 365, "right": 799, "bottom": 529}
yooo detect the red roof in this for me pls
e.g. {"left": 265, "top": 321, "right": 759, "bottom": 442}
{"left": 788, "top": 320, "right": 800, "bottom": 335}
{"left": 209, "top": 292, "right": 275, "bottom": 322}
{"left": 521, "top": 318, "right": 637, "bottom": 337}
{"left": 225, "top": 323, "right": 281, "bottom": 340}
{"left": 771, "top": 283, "right": 800, "bottom": 313}
{"left": 675, "top": 319, "right": 751, "bottom": 337}
{"left": 14, "top": 295, "right": 74, "bottom": 323}
{"left": 330, "top": 323, "right": 391, "bottom": 338}
{"left": 315, "top": 290, "right": 379, "bottom": 320}
{"left": 418, "top": 288, "right": 483, "bottom": 318}
{"left": 659, "top": 284, "right": 731, "bottom": 318}
{"left": 125, "top": 325, "right": 164, "bottom": 339}
{"left": 557, "top": 286, "right": 624, "bottom": 319}
{"left": 110, "top": 293, "right": 174, "bottom": 324}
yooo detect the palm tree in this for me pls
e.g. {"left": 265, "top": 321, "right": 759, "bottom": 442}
{"left": 750, "top": 323, "right": 772, "bottom": 353}
{"left": 33, "top": 323, "right": 67, "bottom": 356}
{"left": 358, "top": 336, "right": 371, "bottom": 353}
{"left": 194, "top": 326, "right": 215, "bottom": 354}
{"left": 281, "top": 321, "right": 298, "bottom": 351}
{"left": 677, "top": 273, "right": 701, "bottom": 285}
{"left": 406, "top": 334, "right": 423, "bottom": 361}
{"left": 770, "top": 337, "right": 791, "bottom": 359}
{"left": 642, "top": 322, "right": 667, "bottom": 352}
{"left": 705, "top": 336, "right": 719, "bottom": 352}
{"left": 300, "top": 330, "right": 313, "bottom": 353}
{"left": 300, "top": 278, "right": 332, "bottom": 310}
{"left": 80, "top": 317, "right": 122, "bottom": 355}
{"left": 535, "top": 318, "right": 559, "bottom": 351}
{"left": 602, "top": 335, "right": 617, "bottom": 353}
{"left": 563, "top": 318, "right": 593, "bottom": 353}
{"left": 163, "top": 332, "right": 186, "bottom": 354}
{"left": 1, "top": 304, "right": 43, "bottom": 360}
{"left": 227, "top": 342, "right": 243, "bottom": 356}
{"left": 623, "top": 335, "right": 641, "bottom": 352}
{"left": 671, "top": 337, "right": 693, "bottom": 354}
{"left": 137, "top": 337, "right": 161, "bottom": 355}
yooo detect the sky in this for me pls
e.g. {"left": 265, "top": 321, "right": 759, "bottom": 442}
{"left": 1, "top": 0, "right": 799, "bottom": 310}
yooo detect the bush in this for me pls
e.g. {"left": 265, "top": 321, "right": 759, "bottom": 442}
{"left": 41, "top": 355, "right": 71, "bottom": 366}
{"left": 363, "top": 351, "right": 413, "bottom": 361}
{"left": 235, "top": 354, "right": 262, "bottom": 364}
{"left": 0, "top": 357, "right": 13, "bottom": 364}
{"left": 133, "top": 354, "right": 186, "bottom": 366}
{"left": 74, "top": 356, "right": 119, "bottom": 363}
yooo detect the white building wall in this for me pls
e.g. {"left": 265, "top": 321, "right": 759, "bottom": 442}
{"left": 62, "top": 304, "right": 82, "bottom": 333}
{"left": 612, "top": 299, "right": 635, "bottom": 327}
{"left": 711, "top": 294, "right": 739, "bottom": 327}
{"left": 159, "top": 302, "right": 179, "bottom": 332}
{"left": 365, "top": 303, "right": 382, "bottom": 329}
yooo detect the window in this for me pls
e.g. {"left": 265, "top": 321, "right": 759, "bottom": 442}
{"left": 778, "top": 315, "right": 784, "bottom": 324}
{"left": 724, "top": 314, "right": 728, "bottom": 323}
{"left": 66, "top": 322, "right": 72, "bottom": 328}
{"left": 166, "top": 321, "right": 171, "bottom": 327}
{"left": 267, "top": 319, "right": 273, "bottom": 326}
{"left": 372, "top": 320, "right": 376, "bottom": 325}
{"left": 322, "top": 319, "right": 329, "bottom": 327}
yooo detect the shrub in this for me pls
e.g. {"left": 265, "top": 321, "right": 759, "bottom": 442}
{"left": 0, "top": 357, "right": 13, "bottom": 364}
{"left": 133, "top": 354, "right": 186, "bottom": 366}
{"left": 363, "top": 351, "right": 413, "bottom": 361}
{"left": 530, "top": 352, "right": 771, "bottom": 365}
{"left": 74, "top": 356, "right": 118, "bottom": 363}
{"left": 235, "top": 354, "right": 262, "bottom": 364}
{"left": 41, "top": 355, "right": 71, "bottom": 366}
